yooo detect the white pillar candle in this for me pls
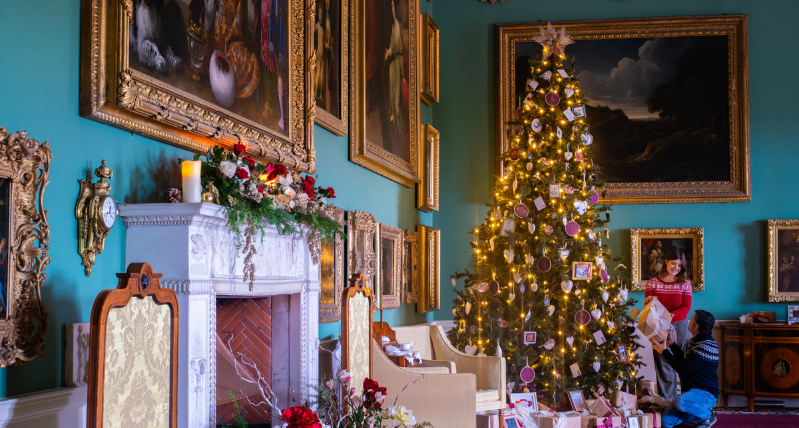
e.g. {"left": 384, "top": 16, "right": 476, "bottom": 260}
{"left": 181, "top": 160, "right": 202, "bottom": 203}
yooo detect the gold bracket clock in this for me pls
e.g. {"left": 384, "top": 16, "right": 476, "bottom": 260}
{"left": 75, "top": 160, "right": 118, "bottom": 276}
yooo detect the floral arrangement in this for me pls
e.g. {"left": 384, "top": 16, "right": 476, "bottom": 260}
{"left": 193, "top": 144, "right": 342, "bottom": 268}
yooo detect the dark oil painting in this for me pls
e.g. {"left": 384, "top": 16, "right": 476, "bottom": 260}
{"left": 638, "top": 237, "right": 694, "bottom": 282}
{"left": 381, "top": 237, "right": 394, "bottom": 296}
{"left": 516, "top": 36, "right": 730, "bottom": 183}
{"left": 364, "top": 0, "right": 411, "bottom": 163}
{"left": 0, "top": 179, "right": 9, "bottom": 318}
{"left": 129, "top": 0, "right": 290, "bottom": 136}
{"left": 777, "top": 229, "right": 799, "bottom": 293}
{"left": 314, "top": 0, "right": 341, "bottom": 118}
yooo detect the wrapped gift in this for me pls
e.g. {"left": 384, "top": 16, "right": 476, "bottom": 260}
{"left": 476, "top": 412, "right": 501, "bottom": 428}
{"left": 589, "top": 396, "right": 621, "bottom": 418}
{"left": 537, "top": 413, "right": 582, "bottom": 428}
{"left": 643, "top": 412, "right": 662, "bottom": 428}
{"left": 753, "top": 311, "right": 777, "bottom": 323}
{"left": 637, "top": 297, "right": 673, "bottom": 351}
{"left": 636, "top": 380, "right": 656, "bottom": 398}
{"left": 612, "top": 391, "right": 638, "bottom": 410}
{"left": 582, "top": 415, "right": 624, "bottom": 428}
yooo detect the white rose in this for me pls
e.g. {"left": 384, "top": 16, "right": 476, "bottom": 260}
{"left": 278, "top": 175, "right": 293, "bottom": 187}
{"left": 284, "top": 186, "right": 296, "bottom": 198}
{"left": 218, "top": 161, "right": 237, "bottom": 178}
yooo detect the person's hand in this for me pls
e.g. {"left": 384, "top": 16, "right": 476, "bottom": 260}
{"left": 666, "top": 330, "right": 675, "bottom": 347}
{"left": 644, "top": 296, "right": 654, "bottom": 305}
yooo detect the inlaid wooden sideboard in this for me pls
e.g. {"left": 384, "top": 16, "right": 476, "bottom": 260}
{"left": 722, "top": 323, "right": 799, "bottom": 411}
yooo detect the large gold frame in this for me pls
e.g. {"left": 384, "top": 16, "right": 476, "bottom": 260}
{"left": 767, "top": 219, "right": 799, "bottom": 302}
{"left": 417, "top": 224, "right": 440, "bottom": 313}
{"left": 349, "top": 0, "right": 420, "bottom": 187}
{"left": 420, "top": 13, "right": 439, "bottom": 106}
{"left": 79, "top": 0, "right": 316, "bottom": 172}
{"left": 496, "top": 15, "right": 750, "bottom": 203}
{"left": 320, "top": 206, "right": 344, "bottom": 323}
{"left": 347, "top": 210, "right": 380, "bottom": 308}
{"left": 0, "top": 128, "right": 52, "bottom": 367}
{"left": 378, "top": 224, "right": 404, "bottom": 309}
{"left": 402, "top": 229, "right": 419, "bottom": 304}
{"left": 630, "top": 227, "right": 705, "bottom": 292}
{"left": 417, "top": 123, "right": 439, "bottom": 212}
{"left": 314, "top": 0, "right": 349, "bottom": 136}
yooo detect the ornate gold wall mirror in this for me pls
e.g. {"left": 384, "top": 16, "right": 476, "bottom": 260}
{"left": 346, "top": 210, "right": 380, "bottom": 308}
{"left": 0, "top": 127, "right": 52, "bottom": 367}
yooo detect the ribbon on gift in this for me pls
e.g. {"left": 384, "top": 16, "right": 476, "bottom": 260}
{"left": 602, "top": 417, "right": 613, "bottom": 428}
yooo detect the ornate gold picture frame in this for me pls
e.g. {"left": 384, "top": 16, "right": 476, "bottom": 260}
{"left": 496, "top": 16, "right": 750, "bottom": 203}
{"left": 417, "top": 123, "right": 439, "bottom": 212}
{"left": 630, "top": 227, "right": 705, "bottom": 292}
{"left": 0, "top": 128, "right": 52, "bottom": 367}
{"left": 767, "top": 219, "right": 799, "bottom": 302}
{"left": 417, "top": 224, "right": 440, "bottom": 313}
{"left": 347, "top": 210, "right": 380, "bottom": 308}
{"left": 314, "top": 0, "right": 349, "bottom": 136}
{"left": 80, "top": 0, "right": 316, "bottom": 172}
{"left": 402, "top": 229, "right": 419, "bottom": 304}
{"left": 378, "top": 224, "right": 404, "bottom": 309}
{"left": 320, "top": 206, "right": 344, "bottom": 323}
{"left": 349, "top": 0, "right": 420, "bottom": 187}
{"left": 420, "top": 13, "right": 439, "bottom": 106}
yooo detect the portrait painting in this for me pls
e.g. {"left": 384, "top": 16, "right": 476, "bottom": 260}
{"left": 0, "top": 179, "right": 9, "bottom": 318}
{"left": 381, "top": 237, "right": 393, "bottom": 295}
{"left": 497, "top": 16, "right": 750, "bottom": 203}
{"left": 350, "top": 0, "right": 419, "bottom": 187}
{"left": 509, "top": 392, "right": 538, "bottom": 411}
{"left": 567, "top": 390, "right": 587, "bottom": 412}
{"left": 768, "top": 220, "right": 799, "bottom": 302}
{"left": 630, "top": 227, "right": 705, "bottom": 291}
{"left": 314, "top": 0, "right": 348, "bottom": 135}
{"left": 379, "top": 223, "right": 403, "bottom": 309}
{"left": 319, "top": 206, "right": 343, "bottom": 323}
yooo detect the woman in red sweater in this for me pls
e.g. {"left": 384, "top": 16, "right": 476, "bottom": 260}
{"left": 643, "top": 249, "right": 693, "bottom": 401}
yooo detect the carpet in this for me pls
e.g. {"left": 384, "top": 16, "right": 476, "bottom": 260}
{"left": 671, "top": 413, "right": 799, "bottom": 427}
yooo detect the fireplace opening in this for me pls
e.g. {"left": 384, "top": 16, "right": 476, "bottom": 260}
{"left": 216, "top": 297, "right": 273, "bottom": 427}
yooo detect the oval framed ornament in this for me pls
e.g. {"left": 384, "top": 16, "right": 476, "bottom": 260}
{"left": 587, "top": 190, "right": 600, "bottom": 205}
{"left": 490, "top": 280, "right": 500, "bottom": 295}
{"left": 519, "top": 366, "right": 536, "bottom": 383}
{"left": 545, "top": 91, "right": 561, "bottom": 106}
{"left": 575, "top": 309, "right": 591, "bottom": 326}
{"left": 565, "top": 220, "right": 580, "bottom": 236}
{"left": 537, "top": 256, "right": 552, "bottom": 272}
{"left": 514, "top": 203, "right": 530, "bottom": 218}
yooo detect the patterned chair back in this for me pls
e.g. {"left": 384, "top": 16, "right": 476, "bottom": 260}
{"left": 341, "top": 273, "right": 374, "bottom": 398}
{"left": 87, "top": 263, "right": 179, "bottom": 428}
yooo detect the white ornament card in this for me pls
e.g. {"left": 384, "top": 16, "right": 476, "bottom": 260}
{"left": 593, "top": 330, "right": 607, "bottom": 346}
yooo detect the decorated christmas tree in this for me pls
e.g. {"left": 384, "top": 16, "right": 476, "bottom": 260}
{"left": 449, "top": 24, "right": 641, "bottom": 404}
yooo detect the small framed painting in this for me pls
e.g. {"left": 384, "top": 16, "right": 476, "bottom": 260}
{"left": 417, "top": 225, "right": 440, "bottom": 313}
{"left": 768, "top": 219, "right": 799, "bottom": 302}
{"left": 567, "top": 390, "right": 587, "bottom": 412}
{"left": 378, "top": 223, "right": 404, "bottom": 309}
{"left": 617, "top": 343, "right": 630, "bottom": 363}
{"left": 401, "top": 229, "right": 419, "bottom": 304}
{"left": 523, "top": 331, "right": 537, "bottom": 345}
{"left": 319, "top": 206, "right": 345, "bottom": 323}
{"left": 503, "top": 414, "right": 522, "bottom": 428}
{"left": 417, "top": 124, "right": 440, "bottom": 212}
{"left": 572, "top": 262, "right": 592, "bottom": 280}
{"left": 420, "top": 13, "right": 440, "bottom": 106}
{"left": 510, "top": 392, "right": 538, "bottom": 411}
{"left": 630, "top": 227, "right": 705, "bottom": 291}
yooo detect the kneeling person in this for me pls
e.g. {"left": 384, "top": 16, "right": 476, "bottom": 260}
{"left": 660, "top": 310, "right": 719, "bottom": 428}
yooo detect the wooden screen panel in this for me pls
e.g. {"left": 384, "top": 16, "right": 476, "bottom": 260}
{"left": 216, "top": 298, "right": 272, "bottom": 425}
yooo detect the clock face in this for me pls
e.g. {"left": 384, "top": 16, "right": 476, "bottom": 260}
{"left": 101, "top": 197, "right": 117, "bottom": 229}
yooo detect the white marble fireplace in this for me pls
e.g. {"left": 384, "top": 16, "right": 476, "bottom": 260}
{"left": 119, "top": 203, "right": 320, "bottom": 428}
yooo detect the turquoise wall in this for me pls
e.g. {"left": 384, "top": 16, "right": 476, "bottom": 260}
{"left": 434, "top": 0, "right": 799, "bottom": 327}
{"left": 0, "top": 0, "right": 433, "bottom": 397}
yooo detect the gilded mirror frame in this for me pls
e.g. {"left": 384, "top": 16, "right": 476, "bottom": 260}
{"left": 79, "top": 0, "right": 316, "bottom": 172}
{"left": 417, "top": 224, "right": 440, "bottom": 313}
{"left": 349, "top": 0, "right": 420, "bottom": 187}
{"left": 402, "top": 229, "right": 419, "bottom": 304}
{"left": 496, "top": 15, "right": 750, "bottom": 203}
{"left": 346, "top": 210, "right": 380, "bottom": 308}
{"left": 320, "top": 206, "right": 345, "bottom": 323}
{"left": 378, "top": 224, "right": 404, "bottom": 309}
{"left": 630, "top": 227, "right": 705, "bottom": 292}
{"left": 0, "top": 128, "right": 52, "bottom": 367}
{"left": 314, "top": 0, "right": 350, "bottom": 136}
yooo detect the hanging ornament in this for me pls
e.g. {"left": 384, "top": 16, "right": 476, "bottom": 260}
{"left": 464, "top": 340, "right": 477, "bottom": 356}
{"left": 582, "top": 133, "right": 593, "bottom": 145}
{"left": 540, "top": 70, "right": 552, "bottom": 80}
{"left": 531, "top": 280, "right": 538, "bottom": 293}
{"left": 564, "top": 185, "right": 574, "bottom": 194}
{"left": 601, "top": 289, "right": 609, "bottom": 302}
{"left": 559, "top": 248, "right": 570, "bottom": 259}
{"left": 607, "top": 320, "right": 615, "bottom": 330}
{"left": 504, "top": 249, "right": 514, "bottom": 263}
{"left": 509, "top": 147, "right": 521, "bottom": 160}
{"left": 513, "top": 179, "right": 518, "bottom": 192}
{"left": 543, "top": 292, "right": 550, "bottom": 307}
{"left": 544, "top": 225, "right": 553, "bottom": 235}
{"left": 520, "top": 282, "right": 526, "bottom": 293}
{"left": 545, "top": 91, "right": 560, "bottom": 106}
{"left": 526, "top": 162, "right": 533, "bottom": 171}
{"left": 528, "top": 222, "right": 536, "bottom": 234}
{"left": 576, "top": 309, "right": 590, "bottom": 326}
{"left": 497, "top": 318, "right": 508, "bottom": 328}
{"left": 574, "top": 200, "right": 588, "bottom": 215}
{"left": 532, "top": 23, "right": 574, "bottom": 59}
{"left": 626, "top": 324, "right": 636, "bottom": 335}
{"left": 600, "top": 268, "right": 609, "bottom": 283}
{"left": 566, "top": 335, "right": 574, "bottom": 346}
{"left": 465, "top": 302, "right": 472, "bottom": 314}
{"left": 525, "top": 254, "right": 534, "bottom": 265}
{"left": 509, "top": 292, "right": 516, "bottom": 302}
{"left": 543, "top": 339, "right": 556, "bottom": 350}
{"left": 575, "top": 288, "right": 581, "bottom": 296}
{"left": 513, "top": 273, "right": 522, "bottom": 284}
{"left": 593, "top": 361, "right": 601, "bottom": 373}
{"left": 587, "top": 189, "right": 600, "bottom": 205}
{"left": 565, "top": 219, "right": 580, "bottom": 236}
{"left": 596, "top": 256, "right": 605, "bottom": 269}
{"left": 471, "top": 282, "right": 488, "bottom": 293}
{"left": 514, "top": 203, "right": 529, "bottom": 218}
{"left": 531, "top": 118, "right": 543, "bottom": 133}
{"left": 537, "top": 255, "right": 551, "bottom": 272}
{"left": 548, "top": 305, "right": 556, "bottom": 316}
{"left": 489, "top": 238, "right": 495, "bottom": 250}
{"left": 575, "top": 151, "right": 584, "bottom": 162}
{"left": 496, "top": 339, "right": 503, "bottom": 359}
{"left": 565, "top": 148, "right": 573, "bottom": 161}
{"left": 520, "top": 357, "right": 536, "bottom": 383}
{"left": 591, "top": 308, "right": 602, "bottom": 320}
{"left": 557, "top": 126, "right": 563, "bottom": 140}
{"left": 620, "top": 287, "right": 629, "bottom": 302}
{"left": 490, "top": 280, "right": 500, "bottom": 295}
{"left": 561, "top": 279, "right": 573, "bottom": 293}
{"left": 452, "top": 278, "right": 457, "bottom": 287}
{"left": 565, "top": 87, "right": 575, "bottom": 98}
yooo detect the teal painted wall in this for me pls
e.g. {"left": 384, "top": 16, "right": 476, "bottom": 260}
{"left": 434, "top": 0, "right": 799, "bottom": 328}
{"left": 0, "top": 0, "right": 433, "bottom": 397}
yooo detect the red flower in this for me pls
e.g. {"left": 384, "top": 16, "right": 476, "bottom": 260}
{"left": 301, "top": 176, "right": 316, "bottom": 197}
{"left": 233, "top": 143, "right": 247, "bottom": 155}
{"left": 281, "top": 406, "right": 322, "bottom": 428}
{"left": 242, "top": 156, "right": 256, "bottom": 169}
{"left": 267, "top": 162, "right": 289, "bottom": 181}
{"left": 235, "top": 168, "right": 250, "bottom": 179}
{"left": 257, "top": 185, "right": 264, "bottom": 193}
{"left": 303, "top": 176, "right": 316, "bottom": 186}
{"left": 324, "top": 187, "right": 336, "bottom": 198}
{"left": 362, "top": 378, "right": 387, "bottom": 409}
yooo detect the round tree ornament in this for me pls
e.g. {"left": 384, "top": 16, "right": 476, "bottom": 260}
{"left": 587, "top": 190, "right": 600, "bottom": 205}
{"left": 520, "top": 366, "right": 536, "bottom": 383}
{"left": 489, "top": 280, "right": 500, "bottom": 295}
{"left": 509, "top": 147, "right": 521, "bottom": 160}
{"left": 575, "top": 309, "right": 591, "bottom": 326}
{"left": 545, "top": 91, "right": 560, "bottom": 106}
{"left": 537, "top": 256, "right": 551, "bottom": 272}
{"left": 514, "top": 203, "right": 530, "bottom": 218}
{"left": 565, "top": 220, "right": 580, "bottom": 236}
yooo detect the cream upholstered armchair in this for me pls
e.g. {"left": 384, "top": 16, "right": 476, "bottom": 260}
{"left": 372, "top": 324, "right": 506, "bottom": 428}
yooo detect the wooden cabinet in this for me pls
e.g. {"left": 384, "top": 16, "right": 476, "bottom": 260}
{"left": 722, "top": 323, "right": 799, "bottom": 411}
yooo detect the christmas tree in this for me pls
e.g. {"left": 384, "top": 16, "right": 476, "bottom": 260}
{"left": 449, "top": 24, "right": 641, "bottom": 404}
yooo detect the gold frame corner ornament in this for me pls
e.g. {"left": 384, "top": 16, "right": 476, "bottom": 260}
{"left": 417, "top": 123, "right": 440, "bottom": 212}
{"left": 313, "top": 0, "right": 350, "bottom": 136}
{"left": 630, "top": 227, "right": 705, "bottom": 292}
{"left": 320, "top": 206, "right": 345, "bottom": 323}
{"left": 767, "top": 219, "right": 799, "bottom": 303}
{"left": 0, "top": 127, "right": 52, "bottom": 367}
{"left": 496, "top": 15, "right": 750, "bottom": 203}
{"left": 420, "top": 13, "right": 440, "bottom": 106}
{"left": 349, "top": 0, "right": 420, "bottom": 187}
{"left": 378, "top": 223, "right": 404, "bottom": 309}
{"left": 79, "top": 0, "right": 316, "bottom": 173}
{"left": 417, "top": 224, "right": 440, "bottom": 313}
{"left": 402, "top": 229, "right": 419, "bottom": 304}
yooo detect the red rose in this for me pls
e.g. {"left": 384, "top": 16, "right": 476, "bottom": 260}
{"left": 242, "top": 156, "right": 255, "bottom": 169}
{"left": 267, "top": 162, "right": 289, "bottom": 181}
{"left": 257, "top": 185, "right": 264, "bottom": 193}
{"left": 303, "top": 176, "right": 316, "bottom": 186}
{"left": 301, "top": 180, "right": 314, "bottom": 198}
{"left": 235, "top": 168, "right": 249, "bottom": 179}
{"left": 233, "top": 143, "right": 247, "bottom": 155}
{"left": 325, "top": 187, "right": 336, "bottom": 198}
{"left": 281, "top": 406, "right": 322, "bottom": 428}
{"left": 362, "top": 378, "right": 387, "bottom": 409}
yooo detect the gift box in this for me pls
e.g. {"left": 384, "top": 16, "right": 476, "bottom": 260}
{"left": 537, "top": 414, "right": 581, "bottom": 428}
{"left": 589, "top": 396, "right": 621, "bottom": 418}
{"left": 636, "top": 380, "right": 656, "bottom": 398}
{"left": 637, "top": 297, "right": 673, "bottom": 351}
{"left": 626, "top": 415, "right": 647, "bottom": 428}
{"left": 612, "top": 391, "right": 638, "bottom": 410}
{"left": 476, "top": 412, "right": 501, "bottom": 428}
{"left": 643, "top": 412, "right": 662, "bottom": 428}
{"left": 753, "top": 311, "right": 777, "bottom": 323}
{"left": 582, "top": 415, "right": 624, "bottom": 428}
{"left": 739, "top": 315, "right": 753, "bottom": 324}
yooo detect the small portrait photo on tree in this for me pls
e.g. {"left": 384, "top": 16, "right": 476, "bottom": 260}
{"left": 572, "top": 262, "right": 592, "bottom": 280}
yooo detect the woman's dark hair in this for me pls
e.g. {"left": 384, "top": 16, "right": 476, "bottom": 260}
{"left": 694, "top": 310, "right": 715, "bottom": 334}
{"left": 658, "top": 249, "right": 688, "bottom": 283}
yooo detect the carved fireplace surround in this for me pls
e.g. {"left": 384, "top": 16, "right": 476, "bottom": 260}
{"left": 119, "top": 203, "right": 320, "bottom": 428}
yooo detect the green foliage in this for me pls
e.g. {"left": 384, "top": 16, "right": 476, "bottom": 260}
{"left": 228, "top": 391, "right": 248, "bottom": 428}
{"left": 448, "top": 48, "right": 641, "bottom": 404}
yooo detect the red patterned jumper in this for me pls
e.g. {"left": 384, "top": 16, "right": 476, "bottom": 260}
{"left": 645, "top": 277, "right": 692, "bottom": 322}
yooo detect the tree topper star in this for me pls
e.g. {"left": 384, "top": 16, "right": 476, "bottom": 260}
{"left": 533, "top": 22, "right": 574, "bottom": 59}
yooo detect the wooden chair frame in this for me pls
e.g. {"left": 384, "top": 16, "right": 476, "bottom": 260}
{"left": 340, "top": 273, "right": 374, "bottom": 395}
{"left": 87, "top": 262, "right": 179, "bottom": 427}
